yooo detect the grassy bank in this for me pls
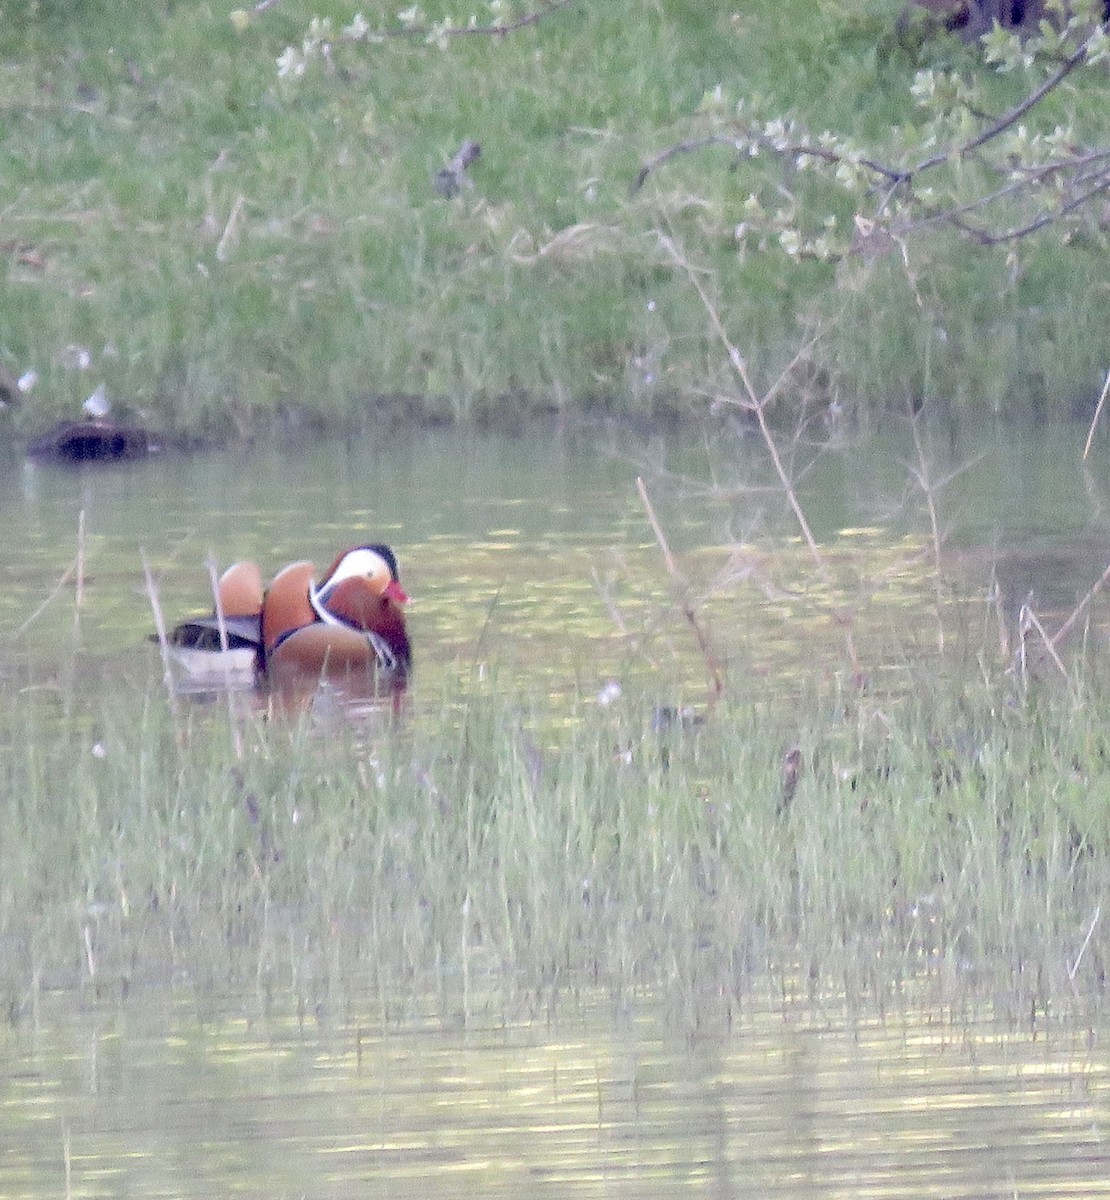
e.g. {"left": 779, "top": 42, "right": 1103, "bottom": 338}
{"left": 1, "top": 1, "right": 1108, "bottom": 442}
{"left": 1, "top": 656, "right": 1107, "bottom": 1030}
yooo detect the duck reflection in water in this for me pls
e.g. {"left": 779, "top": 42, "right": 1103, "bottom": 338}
{"left": 164, "top": 544, "right": 411, "bottom": 705}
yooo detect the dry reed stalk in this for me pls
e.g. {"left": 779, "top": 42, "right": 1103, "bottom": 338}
{"left": 13, "top": 510, "right": 89, "bottom": 638}
{"left": 141, "top": 550, "right": 183, "bottom": 730}
{"left": 205, "top": 555, "right": 246, "bottom": 759}
{"left": 1015, "top": 601, "right": 1069, "bottom": 682}
{"left": 657, "top": 226, "right": 863, "bottom": 683}
{"left": 74, "top": 509, "right": 86, "bottom": 623}
{"left": 206, "top": 556, "right": 231, "bottom": 652}
{"left": 1050, "top": 559, "right": 1110, "bottom": 651}
{"left": 908, "top": 419, "right": 947, "bottom": 654}
{"left": 1011, "top": 558, "right": 1110, "bottom": 685}
{"left": 82, "top": 923, "right": 96, "bottom": 981}
{"left": 656, "top": 230, "right": 827, "bottom": 567}
{"left": 215, "top": 193, "right": 245, "bottom": 263}
{"left": 907, "top": 415, "right": 989, "bottom": 656}
{"left": 1068, "top": 904, "right": 1101, "bottom": 984}
{"left": 15, "top": 564, "right": 75, "bottom": 638}
{"left": 637, "top": 475, "right": 724, "bottom": 703}
{"left": 62, "top": 1119, "right": 72, "bottom": 1200}
{"left": 1081, "top": 366, "right": 1109, "bottom": 461}
{"left": 591, "top": 566, "right": 631, "bottom": 636}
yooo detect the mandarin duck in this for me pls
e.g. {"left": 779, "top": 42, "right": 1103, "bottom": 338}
{"left": 166, "top": 544, "right": 411, "bottom": 688}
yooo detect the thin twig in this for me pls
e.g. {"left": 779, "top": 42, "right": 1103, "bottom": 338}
{"left": 591, "top": 566, "right": 631, "bottom": 636}
{"left": 632, "top": 132, "right": 905, "bottom": 196}
{"left": 637, "top": 476, "right": 724, "bottom": 702}
{"left": 307, "top": 0, "right": 576, "bottom": 44}
{"left": 895, "top": 173, "right": 1032, "bottom": 237}
{"left": 14, "top": 510, "right": 89, "bottom": 638}
{"left": 907, "top": 415, "right": 947, "bottom": 654}
{"left": 419, "top": 0, "right": 577, "bottom": 38}
{"left": 631, "top": 135, "right": 743, "bottom": 194}
{"left": 636, "top": 475, "right": 681, "bottom": 578}
{"left": 1082, "top": 366, "right": 1110, "bottom": 461}
{"left": 634, "top": 26, "right": 1104, "bottom": 247}
{"left": 905, "top": 413, "right": 991, "bottom": 653}
{"left": 900, "top": 31, "right": 1096, "bottom": 180}
{"left": 1017, "top": 602, "right": 1069, "bottom": 680}
{"left": 1068, "top": 904, "right": 1101, "bottom": 983}
{"left": 1049, "top": 558, "right": 1110, "bottom": 650}
{"left": 75, "top": 509, "right": 86, "bottom": 611}
{"left": 964, "top": 174, "right": 1110, "bottom": 245}
{"left": 15, "top": 563, "right": 75, "bottom": 637}
{"left": 206, "top": 556, "right": 246, "bottom": 759}
{"left": 656, "top": 229, "right": 826, "bottom": 574}
{"left": 206, "top": 556, "right": 230, "bottom": 652}
{"left": 215, "top": 194, "right": 245, "bottom": 263}
{"left": 657, "top": 224, "right": 863, "bottom": 683}
{"left": 959, "top": 35, "right": 1095, "bottom": 159}
{"left": 760, "top": 328, "right": 827, "bottom": 411}
{"left": 142, "top": 551, "right": 182, "bottom": 726}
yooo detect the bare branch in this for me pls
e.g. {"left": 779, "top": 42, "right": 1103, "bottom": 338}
{"left": 428, "top": 0, "right": 578, "bottom": 39}
{"left": 632, "top": 132, "right": 907, "bottom": 196}
{"left": 957, "top": 32, "right": 1096, "bottom": 159}
{"left": 971, "top": 173, "right": 1110, "bottom": 244}
{"left": 633, "top": 21, "right": 1108, "bottom": 251}
{"left": 363, "top": 0, "right": 576, "bottom": 44}
{"left": 631, "top": 135, "right": 743, "bottom": 195}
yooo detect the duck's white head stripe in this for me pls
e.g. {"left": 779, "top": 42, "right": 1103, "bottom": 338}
{"left": 308, "top": 581, "right": 341, "bottom": 626}
{"left": 317, "top": 548, "right": 392, "bottom": 599}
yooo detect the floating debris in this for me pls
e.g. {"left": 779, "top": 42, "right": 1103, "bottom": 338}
{"left": 26, "top": 419, "right": 162, "bottom": 464}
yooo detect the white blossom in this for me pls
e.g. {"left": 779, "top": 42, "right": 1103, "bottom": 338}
{"left": 343, "top": 12, "right": 370, "bottom": 38}
{"left": 277, "top": 46, "right": 306, "bottom": 78}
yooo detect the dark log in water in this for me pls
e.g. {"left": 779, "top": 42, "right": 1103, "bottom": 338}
{"left": 26, "top": 420, "right": 162, "bottom": 463}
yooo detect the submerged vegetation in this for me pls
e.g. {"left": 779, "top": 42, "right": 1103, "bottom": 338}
{"left": 1, "top": 0, "right": 1108, "bottom": 1033}
{"left": 1, "top": 642, "right": 1107, "bottom": 1031}
{"left": 0, "top": 0, "right": 1107, "bottom": 442}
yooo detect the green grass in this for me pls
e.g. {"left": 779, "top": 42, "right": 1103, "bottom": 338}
{"left": 1, "top": 651, "right": 1106, "bottom": 1030}
{"left": 0, "top": 1, "right": 1107, "bottom": 442}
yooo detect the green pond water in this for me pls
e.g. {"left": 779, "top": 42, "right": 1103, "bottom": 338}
{"left": 2, "top": 418, "right": 1109, "bottom": 1197}
{"left": 3, "top": 418, "right": 1109, "bottom": 708}
{"left": 2, "top": 985, "right": 1107, "bottom": 1199}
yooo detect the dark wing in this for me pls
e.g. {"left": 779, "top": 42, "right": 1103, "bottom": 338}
{"left": 167, "top": 614, "right": 263, "bottom": 652}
